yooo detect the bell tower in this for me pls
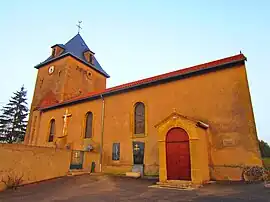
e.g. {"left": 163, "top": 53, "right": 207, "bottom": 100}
{"left": 24, "top": 33, "right": 110, "bottom": 145}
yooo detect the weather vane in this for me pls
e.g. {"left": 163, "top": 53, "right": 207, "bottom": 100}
{"left": 76, "top": 21, "right": 82, "bottom": 34}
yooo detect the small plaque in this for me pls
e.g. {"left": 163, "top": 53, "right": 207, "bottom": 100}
{"left": 222, "top": 138, "right": 235, "bottom": 147}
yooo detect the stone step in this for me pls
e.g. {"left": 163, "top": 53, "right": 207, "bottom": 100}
{"left": 159, "top": 183, "right": 192, "bottom": 189}
{"left": 149, "top": 184, "right": 195, "bottom": 190}
{"left": 156, "top": 180, "right": 201, "bottom": 189}
{"left": 125, "top": 172, "right": 141, "bottom": 178}
{"left": 157, "top": 180, "right": 192, "bottom": 186}
{"left": 67, "top": 169, "right": 91, "bottom": 176}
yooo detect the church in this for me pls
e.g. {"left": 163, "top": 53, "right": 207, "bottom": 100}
{"left": 24, "top": 32, "right": 262, "bottom": 184}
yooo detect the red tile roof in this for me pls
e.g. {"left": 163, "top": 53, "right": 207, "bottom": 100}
{"left": 40, "top": 53, "right": 246, "bottom": 110}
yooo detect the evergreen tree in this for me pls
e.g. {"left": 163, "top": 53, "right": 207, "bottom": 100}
{"left": 0, "top": 86, "right": 28, "bottom": 143}
{"left": 259, "top": 140, "right": 270, "bottom": 158}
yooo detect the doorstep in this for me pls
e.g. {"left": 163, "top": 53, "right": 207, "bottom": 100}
{"left": 67, "top": 169, "right": 91, "bottom": 176}
{"left": 156, "top": 180, "right": 202, "bottom": 189}
{"left": 125, "top": 172, "right": 141, "bottom": 178}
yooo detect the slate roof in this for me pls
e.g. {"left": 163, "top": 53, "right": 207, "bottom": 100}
{"left": 34, "top": 34, "right": 110, "bottom": 78}
{"left": 40, "top": 53, "right": 246, "bottom": 111}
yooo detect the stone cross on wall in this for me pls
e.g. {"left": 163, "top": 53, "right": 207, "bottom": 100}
{"left": 62, "top": 109, "right": 72, "bottom": 137}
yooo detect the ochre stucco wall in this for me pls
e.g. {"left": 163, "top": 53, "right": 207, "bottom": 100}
{"left": 63, "top": 56, "right": 107, "bottom": 101}
{"left": 25, "top": 58, "right": 69, "bottom": 144}
{"left": 0, "top": 144, "right": 71, "bottom": 191}
{"left": 25, "top": 56, "right": 107, "bottom": 145}
{"left": 30, "top": 62, "right": 262, "bottom": 180}
{"left": 83, "top": 152, "right": 100, "bottom": 172}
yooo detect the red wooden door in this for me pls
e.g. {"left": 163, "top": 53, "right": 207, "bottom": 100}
{"left": 166, "top": 127, "right": 191, "bottom": 180}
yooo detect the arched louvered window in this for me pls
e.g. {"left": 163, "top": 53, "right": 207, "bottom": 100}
{"left": 85, "top": 112, "right": 93, "bottom": 138}
{"left": 48, "top": 119, "right": 55, "bottom": 142}
{"left": 134, "top": 102, "right": 145, "bottom": 134}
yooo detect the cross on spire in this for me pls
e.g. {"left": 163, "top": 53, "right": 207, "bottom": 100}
{"left": 76, "top": 21, "right": 82, "bottom": 34}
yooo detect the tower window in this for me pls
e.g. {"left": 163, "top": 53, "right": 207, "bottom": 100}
{"left": 89, "top": 55, "right": 93, "bottom": 64}
{"left": 52, "top": 48, "right": 56, "bottom": 57}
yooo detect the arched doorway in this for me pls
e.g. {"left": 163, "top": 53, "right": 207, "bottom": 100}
{"left": 166, "top": 127, "right": 191, "bottom": 180}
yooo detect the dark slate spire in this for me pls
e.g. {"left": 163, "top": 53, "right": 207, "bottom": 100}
{"left": 35, "top": 34, "right": 110, "bottom": 78}
{"left": 64, "top": 33, "right": 92, "bottom": 54}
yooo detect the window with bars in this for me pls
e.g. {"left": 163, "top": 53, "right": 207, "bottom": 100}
{"left": 85, "top": 112, "right": 93, "bottom": 138}
{"left": 134, "top": 102, "right": 145, "bottom": 134}
{"left": 112, "top": 143, "right": 120, "bottom": 161}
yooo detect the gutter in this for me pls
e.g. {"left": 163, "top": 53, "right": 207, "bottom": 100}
{"left": 99, "top": 94, "right": 105, "bottom": 172}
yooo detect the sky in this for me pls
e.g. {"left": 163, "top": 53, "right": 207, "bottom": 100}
{"left": 0, "top": 1, "right": 269, "bottom": 142}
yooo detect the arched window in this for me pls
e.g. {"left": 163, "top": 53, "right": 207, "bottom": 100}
{"left": 48, "top": 119, "right": 55, "bottom": 142}
{"left": 85, "top": 112, "right": 93, "bottom": 138}
{"left": 134, "top": 102, "right": 145, "bottom": 134}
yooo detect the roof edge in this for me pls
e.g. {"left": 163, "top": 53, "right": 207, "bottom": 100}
{"left": 83, "top": 49, "right": 95, "bottom": 55}
{"left": 34, "top": 53, "right": 110, "bottom": 78}
{"left": 40, "top": 53, "right": 246, "bottom": 111}
{"left": 51, "top": 44, "right": 65, "bottom": 49}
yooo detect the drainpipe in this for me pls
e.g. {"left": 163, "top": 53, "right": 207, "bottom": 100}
{"left": 99, "top": 94, "right": 105, "bottom": 172}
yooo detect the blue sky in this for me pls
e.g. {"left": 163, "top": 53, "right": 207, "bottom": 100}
{"left": 0, "top": 1, "right": 269, "bottom": 142}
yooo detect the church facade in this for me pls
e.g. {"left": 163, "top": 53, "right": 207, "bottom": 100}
{"left": 24, "top": 33, "right": 262, "bottom": 184}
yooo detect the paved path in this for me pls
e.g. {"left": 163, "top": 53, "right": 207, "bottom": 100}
{"left": 0, "top": 175, "right": 269, "bottom": 201}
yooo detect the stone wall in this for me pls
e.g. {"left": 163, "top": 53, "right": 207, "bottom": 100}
{"left": 0, "top": 144, "right": 71, "bottom": 191}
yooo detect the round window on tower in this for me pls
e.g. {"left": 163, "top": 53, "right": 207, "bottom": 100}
{"left": 87, "top": 72, "right": 92, "bottom": 79}
{"left": 48, "top": 66, "right": 55, "bottom": 75}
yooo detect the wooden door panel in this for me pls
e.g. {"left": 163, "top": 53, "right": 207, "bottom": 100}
{"left": 179, "top": 156, "right": 190, "bottom": 166}
{"left": 166, "top": 127, "right": 191, "bottom": 180}
{"left": 179, "top": 169, "right": 191, "bottom": 180}
{"left": 178, "top": 143, "right": 189, "bottom": 151}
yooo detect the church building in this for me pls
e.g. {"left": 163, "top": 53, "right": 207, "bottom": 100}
{"left": 24, "top": 33, "right": 262, "bottom": 184}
